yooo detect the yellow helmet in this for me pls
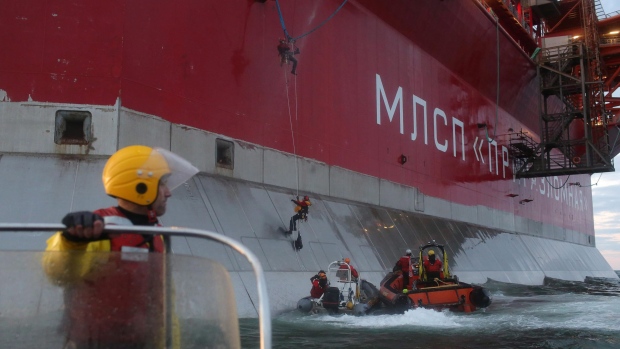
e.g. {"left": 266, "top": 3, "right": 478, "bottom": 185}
{"left": 102, "top": 145, "right": 198, "bottom": 206}
{"left": 428, "top": 250, "right": 435, "bottom": 256}
{"left": 344, "top": 258, "right": 351, "bottom": 264}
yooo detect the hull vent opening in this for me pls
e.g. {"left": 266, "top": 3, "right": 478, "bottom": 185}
{"left": 216, "top": 138, "right": 234, "bottom": 170}
{"left": 54, "top": 110, "right": 92, "bottom": 145}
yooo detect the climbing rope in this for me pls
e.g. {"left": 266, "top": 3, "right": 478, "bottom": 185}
{"left": 284, "top": 68, "right": 300, "bottom": 196}
{"left": 276, "top": 0, "right": 348, "bottom": 197}
{"left": 275, "top": 0, "right": 349, "bottom": 42}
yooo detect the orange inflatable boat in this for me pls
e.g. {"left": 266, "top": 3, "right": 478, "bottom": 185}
{"left": 379, "top": 242, "right": 491, "bottom": 313}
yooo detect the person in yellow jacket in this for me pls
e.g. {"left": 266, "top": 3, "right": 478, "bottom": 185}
{"left": 43, "top": 145, "right": 198, "bottom": 349}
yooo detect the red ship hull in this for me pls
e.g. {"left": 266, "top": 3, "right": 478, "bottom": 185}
{"left": 0, "top": 0, "right": 592, "bottom": 233}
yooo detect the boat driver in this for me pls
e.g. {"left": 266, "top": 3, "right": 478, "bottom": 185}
{"left": 338, "top": 257, "right": 359, "bottom": 280}
{"left": 310, "top": 270, "right": 329, "bottom": 298}
{"left": 424, "top": 249, "right": 444, "bottom": 281}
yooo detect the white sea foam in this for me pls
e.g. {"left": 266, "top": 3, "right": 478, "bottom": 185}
{"left": 303, "top": 308, "right": 463, "bottom": 328}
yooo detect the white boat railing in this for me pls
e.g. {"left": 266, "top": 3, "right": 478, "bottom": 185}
{"left": 0, "top": 223, "right": 272, "bottom": 349}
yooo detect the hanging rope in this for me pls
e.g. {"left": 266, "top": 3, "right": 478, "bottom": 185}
{"left": 294, "top": 73, "right": 299, "bottom": 195}
{"left": 574, "top": 172, "right": 603, "bottom": 187}
{"left": 276, "top": 0, "right": 347, "bottom": 197}
{"left": 545, "top": 175, "right": 571, "bottom": 190}
{"left": 275, "top": 0, "right": 348, "bottom": 42}
{"left": 275, "top": 0, "right": 292, "bottom": 41}
{"left": 284, "top": 68, "right": 300, "bottom": 196}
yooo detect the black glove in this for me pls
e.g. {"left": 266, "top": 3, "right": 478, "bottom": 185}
{"left": 61, "top": 211, "right": 105, "bottom": 242}
{"left": 291, "top": 199, "right": 296, "bottom": 203}
{"left": 62, "top": 211, "right": 103, "bottom": 228}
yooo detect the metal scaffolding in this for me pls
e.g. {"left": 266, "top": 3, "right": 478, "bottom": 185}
{"left": 510, "top": 0, "right": 614, "bottom": 178}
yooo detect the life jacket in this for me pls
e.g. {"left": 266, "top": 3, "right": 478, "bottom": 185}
{"left": 310, "top": 278, "right": 327, "bottom": 298}
{"left": 397, "top": 255, "right": 411, "bottom": 272}
{"left": 423, "top": 258, "right": 443, "bottom": 273}
{"left": 96, "top": 207, "right": 165, "bottom": 253}
{"left": 294, "top": 199, "right": 311, "bottom": 213}
{"left": 338, "top": 264, "right": 359, "bottom": 278}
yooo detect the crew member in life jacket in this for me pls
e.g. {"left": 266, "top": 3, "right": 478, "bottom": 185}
{"left": 338, "top": 257, "right": 359, "bottom": 281}
{"left": 423, "top": 249, "right": 444, "bottom": 281}
{"left": 277, "top": 38, "right": 300, "bottom": 75}
{"left": 310, "top": 270, "right": 329, "bottom": 298}
{"left": 394, "top": 249, "right": 413, "bottom": 291}
{"left": 42, "top": 145, "right": 199, "bottom": 349}
{"left": 289, "top": 195, "right": 311, "bottom": 233}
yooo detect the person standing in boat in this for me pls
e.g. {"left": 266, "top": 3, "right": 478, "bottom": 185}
{"left": 289, "top": 195, "right": 311, "bottom": 233}
{"left": 339, "top": 257, "right": 359, "bottom": 280}
{"left": 424, "top": 249, "right": 444, "bottom": 281}
{"left": 42, "top": 145, "right": 199, "bottom": 349}
{"left": 394, "top": 249, "right": 413, "bottom": 291}
{"left": 310, "top": 270, "right": 329, "bottom": 298}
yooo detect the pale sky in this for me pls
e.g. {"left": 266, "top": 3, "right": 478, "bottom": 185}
{"left": 593, "top": 0, "right": 620, "bottom": 270}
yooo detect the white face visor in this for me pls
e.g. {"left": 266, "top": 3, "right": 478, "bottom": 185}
{"left": 152, "top": 147, "right": 199, "bottom": 191}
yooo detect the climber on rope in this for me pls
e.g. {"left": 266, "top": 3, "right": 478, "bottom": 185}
{"left": 289, "top": 195, "right": 311, "bottom": 233}
{"left": 277, "top": 38, "right": 300, "bottom": 75}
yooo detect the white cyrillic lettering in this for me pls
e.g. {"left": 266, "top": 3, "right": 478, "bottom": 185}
{"left": 561, "top": 182, "right": 567, "bottom": 203}
{"left": 433, "top": 108, "right": 448, "bottom": 152}
{"left": 581, "top": 191, "right": 587, "bottom": 212}
{"left": 452, "top": 117, "right": 464, "bottom": 160}
{"left": 376, "top": 74, "right": 403, "bottom": 134}
{"left": 502, "top": 146, "right": 509, "bottom": 178}
{"left": 488, "top": 140, "right": 498, "bottom": 174}
{"left": 539, "top": 178, "right": 545, "bottom": 195}
{"left": 412, "top": 95, "right": 426, "bottom": 142}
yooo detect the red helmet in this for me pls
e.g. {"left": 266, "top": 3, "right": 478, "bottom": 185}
{"left": 304, "top": 195, "right": 309, "bottom": 201}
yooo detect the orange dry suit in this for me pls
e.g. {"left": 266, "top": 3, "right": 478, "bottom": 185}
{"left": 423, "top": 257, "right": 444, "bottom": 280}
{"left": 338, "top": 263, "right": 359, "bottom": 279}
{"left": 309, "top": 274, "right": 328, "bottom": 298}
{"left": 290, "top": 197, "right": 312, "bottom": 231}
{"left": 42, "top": 206, "right": 178, "bottom": 348}
{"left": 395, "top": 255, "right": 412, "bottom": 290}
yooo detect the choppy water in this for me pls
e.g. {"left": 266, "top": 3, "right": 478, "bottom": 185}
{"left": 241, "top": 272, "right": 620, "bottom": 349}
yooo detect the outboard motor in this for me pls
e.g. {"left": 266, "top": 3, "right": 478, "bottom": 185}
{"left": 470, "top": 287, "right": 492, "bottom": 308}
{"left": 297, "top": 297, "right": 314, "bottom": 313}
{"left": 393, "top": 293, "right": 412, "bottom": 313}
{"left": 360, "top": 279, "right": 379, "bottom": 299}
{"left": 322, "top": 287, "right": 341, "bottom": 313}
{"left": 353, "top": 303, "right": 370, "bottom": 316}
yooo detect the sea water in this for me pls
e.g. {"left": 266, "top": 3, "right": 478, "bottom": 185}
{"left": 240, "top": 272, "right": 620, "bottom": 349}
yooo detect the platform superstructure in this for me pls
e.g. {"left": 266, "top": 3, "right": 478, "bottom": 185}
{"left": 0, "top": 0, "right": 618, "bottom": 316}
